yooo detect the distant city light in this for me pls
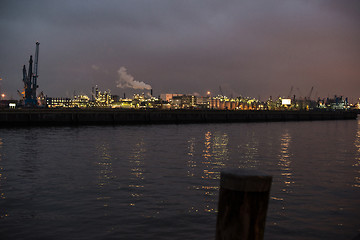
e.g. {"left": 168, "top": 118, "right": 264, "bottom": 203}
{"left": 1, "top": 94, "right": 5, "bottom": 99}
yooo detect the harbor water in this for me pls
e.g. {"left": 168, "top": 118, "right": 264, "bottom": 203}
{"left": 0, "top": 119, "right": 359, "bottom": 239}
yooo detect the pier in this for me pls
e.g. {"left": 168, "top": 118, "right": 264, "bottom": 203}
{"left": 0, "top": 109, "right": 357, "bottom": 126}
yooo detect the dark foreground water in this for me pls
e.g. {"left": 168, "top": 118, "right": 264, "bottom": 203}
{"left": 0, "top": 119, "right": 359, "bottom": 240}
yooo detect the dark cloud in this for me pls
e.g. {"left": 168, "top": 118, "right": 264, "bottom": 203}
{"left": 0, "top": 0, "right": 359, "bottom": 101}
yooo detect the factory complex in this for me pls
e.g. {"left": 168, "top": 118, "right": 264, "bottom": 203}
{"left": 41, "top": 89, "right": 354, "bottom": 112}
{"left": 0, "top": 42, "right": 358, "bottom": 111}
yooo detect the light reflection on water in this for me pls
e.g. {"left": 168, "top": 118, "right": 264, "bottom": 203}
{"left": 278, "top": 131, "right": 293, "bottom": 193}
{"left": 212, "top": 132, "right": 229, "bottom": 168}
{"left": 0, "top": 137, "right": 6, "bottom": 220}
{"left": 0, "top": 121, "right": 359, "bottom": 240}
{"left": 353, "top": 119, "right": 360, "bottom": 188}
{"left": 186, "top": 137, "right": 196, "bottom": 178}
{"left": 96, "top": 142, "right": 113, "bottom": 209}
{"left": 128, "top": 138, "right": 146, "bottom": 207}
{"left": 187, "top": 130, "right": 227, "bottom": 214}
{"left": 201, "top": 131, "right": 228, "bottom": 180}
{"left": 270, "top": 131, "right": 294, "bottom": 228}
{"left": 237, "top": 131, "right": 260, "bottom": 169}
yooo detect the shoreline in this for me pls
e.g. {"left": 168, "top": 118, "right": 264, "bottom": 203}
{"left": 0, "top": 109, "right": 357, "bottom": 126}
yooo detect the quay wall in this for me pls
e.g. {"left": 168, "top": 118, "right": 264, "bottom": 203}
{"left": 0, "top": 109, "right": 357, "bottom": 126}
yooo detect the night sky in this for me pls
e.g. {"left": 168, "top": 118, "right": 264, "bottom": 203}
{"left": 0, "top": 0, "right": 359, "bottom": 101}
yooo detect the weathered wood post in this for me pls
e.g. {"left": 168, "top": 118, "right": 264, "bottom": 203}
{"left": 216, "top": 169, "right": 272, "bottom": 240}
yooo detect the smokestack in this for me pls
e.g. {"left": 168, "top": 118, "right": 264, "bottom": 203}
{"left": 151, "top": 89, "right": 153, "bottom": 96}
{"left": 124, "top": 93, "right": 126, "bottom": 99}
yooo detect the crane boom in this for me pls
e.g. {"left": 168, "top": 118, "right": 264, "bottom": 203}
{"left": 288, "top": 86, "right": 293, "bottom": 98}
{"left": 32, "top": 42, "right": 40, "bottom": 101}
{"left": 308, "top": 86, "right": 314, "bottom": 100}
{"left": 219, "top": 86, "right": 223, "bottom": 96}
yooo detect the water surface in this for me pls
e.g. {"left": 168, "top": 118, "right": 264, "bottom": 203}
{"left": 0, "top": 119, "right": 359, "bottom": 239}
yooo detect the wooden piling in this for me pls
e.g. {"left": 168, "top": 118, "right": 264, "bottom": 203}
{"left": 216, "top": 169, "right": 272, "bottom": 240}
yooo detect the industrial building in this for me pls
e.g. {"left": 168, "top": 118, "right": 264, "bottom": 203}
{"left": 14, "top": 43, "right": 355, "bottom": 111}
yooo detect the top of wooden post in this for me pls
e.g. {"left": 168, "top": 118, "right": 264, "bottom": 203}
{"left": 220, "top": 169, "right": 272, "bottom": 192}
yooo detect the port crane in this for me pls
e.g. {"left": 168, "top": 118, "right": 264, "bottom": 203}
{"left": 22, "top": 42, "right": 40, "bottom": 107}
{"left": 219, "top": 86, "right": 224, "bottom": 96}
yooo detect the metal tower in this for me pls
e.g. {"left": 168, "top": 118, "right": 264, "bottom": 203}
{"left": 22, "top": 42, "right": 40, "bottom": 107}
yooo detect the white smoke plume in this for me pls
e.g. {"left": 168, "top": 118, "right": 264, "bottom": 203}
{"left": 116, "top": 66, "right": 152, "bottom": 90}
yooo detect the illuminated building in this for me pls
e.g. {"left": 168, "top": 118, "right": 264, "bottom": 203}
{"left": 181, "top": 95, "right": 196, "bottom": 108}
{"left": 72, "top": 95, "right": 90, "bottom": 108}
{"left": 93, "top": 87, "right": 113, "bottom": 107}
{"left": 196, "top": 96, "right": 210, "bottom": 109}
{"left": 323, "top": 96, "right": 349, "bottom": 110}
{"left": 0, "top": 100, "right": 18, "bottom": 109}
{"left": 282, "top": 99, "right": 292, "bottom": 106}
{"left": 208, "top": 96, "right": 263, "bottom": 110}
{"left": 160, "top": 93, "right": 183, "bottom": 102}
{"left": 171, "top": 95, "right": 196, "bottom": 109}
{"left": 46, "top": 97, "right": 72, "bottom": 108}
{"left": 112, "top": 99, "right": 133, "bottom": 108}
{"left": 40, "top": 85, "right": 353, "bottom": 111}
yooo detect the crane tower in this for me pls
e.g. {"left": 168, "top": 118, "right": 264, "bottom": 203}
{"left": 22, "top": 42, "right": 40, "bottom": 107}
